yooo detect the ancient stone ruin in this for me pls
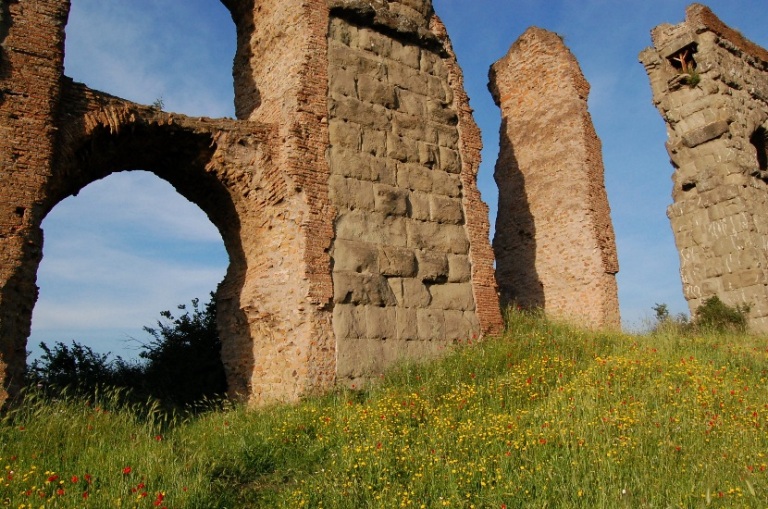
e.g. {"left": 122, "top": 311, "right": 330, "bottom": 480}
{"left": 489, "top": 27, "right": 621, "bottom": 328}
{"left": 641, "top": 4, "right": 768, "bottom": 331}
{"left": 0, "top": 0, "right": 505, "bottom": 405}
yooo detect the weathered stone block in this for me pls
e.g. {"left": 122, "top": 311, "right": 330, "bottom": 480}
{"left": 397, "top": 88, "right": 426, "bottom": 116}
{"left": 416, "top": 249, "right": 448, "bottom": 282}
{"left": 333, "top": 272, "right": 398, "bottom": 306}
{"left": 447, "top": 254, "right": 472, "bottom": 283}
{"left": 418, "top": 142, "right": 438, "bottom": 167}
{"left": 432, "top": 171, "right": 461, "bottom": 198}
{"left": 396, "top": 306, "right": 418, "bottom": 340}
{"left": 358, "top": 26, "right": 392, "bottom": 57}
{"left": 390, "top": 39, "right": 421, "bottom": 69}
{"left": 366, "top": 305, "right": 397, "bottom": 339}
{"left": 682, "top": 119, "right": 731, "bottom": 148}
{"left": 330, "top": 96, "right": 390, "bottom": 130}
{"left": 333, "top": 239, "right": 378, "bottom": 273}
{"left": 378, "top": 246, "right": 417, "bottom": 277}
{"left": 430, "top": 195, "right": 464, "bottom": 224}
{"left": 417, "top": 308, "right": 444, "bottom": 340}
{"left": 438, "top": 146, "right": 461, "bottom": 174}
{"left": 408, "top": 222, "right": 470, "bottom": 254}
{"left": 361, "top": 128, "right": 388, "bottom": 157}
{"left": 358, "top": 74, "right": 397, "bottom": 108}
{"left": 330, "top": 147, "right": 396, "bottom": 185}
{"left": 429, "top": 283, "right": 476, "bottom": 311}
{"left": 329, "top": 66, "right": 358, "bottom": 98}
{"left": 397, "top": 163, "right": 433, "bottom": 192}
{"left": 329, "top": 119, "right": 361, "bottom": 150}
{"left": 333, "top": 303, "right": 366, "bottom": 339}
{"left": 443, "top": 309, "right": 473, "bottom": 341}
{"left": 336, "top": 210, "right": 408, "bottom": 246}
{"left": 402, "top": 278, "right": 432, "bottom": 307}
{"left": 427, "top": 99, "right": 458, "bottom": 125}
{"left": 408, "top": 191, "right": 431, "bottom": 220}
{"left": 330, "top": 175, "right": 375, "bottom": 211}
{"left": 374, "top": 184, "right": 409, "bottom": 216}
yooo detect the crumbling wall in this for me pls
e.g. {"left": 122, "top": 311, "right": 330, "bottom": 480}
{"left": 489, "top": 27, "right": 620, "bottom": 328}
{"left": 327, "top": 2, "right": 502, "bottom": 386}
{"left": 0, "top": 0, "right": 502, "bottom": 406}
{"left": 640, "top": 4, "right": 768, "bottom": 331}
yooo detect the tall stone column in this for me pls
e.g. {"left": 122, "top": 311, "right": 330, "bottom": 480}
{"left": 490, "top": 27, "right": 620, "bottom": 329}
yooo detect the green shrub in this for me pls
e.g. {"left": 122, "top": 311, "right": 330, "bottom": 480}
{"left": 137, "top": 294, "right": 227, "bottom": 405}
{"left": 28, "top": 293, "right": 227, "bottom": 408}
{"left": 652, "top": 296, "right": 750, "bottom": 335}
{"left": 694, "top": 295, "right": 750, "bottom": 333}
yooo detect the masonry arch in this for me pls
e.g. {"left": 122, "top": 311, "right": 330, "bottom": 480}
{"left": 32, "top": 110, "right": 257, "bottom": 400}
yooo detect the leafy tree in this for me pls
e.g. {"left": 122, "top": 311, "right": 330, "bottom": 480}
{"left": 28, "top": 293, "right": 227, "bottom": 407}
{"left": 137, "top": 294, "right": 227, "bottom": 405}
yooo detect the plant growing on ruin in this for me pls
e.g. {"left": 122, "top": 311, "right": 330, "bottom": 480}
{"left": 672, "top": 48, "right": 700, "bottom": 88}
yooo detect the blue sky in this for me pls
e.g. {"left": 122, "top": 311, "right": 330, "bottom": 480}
{"left": 28, "top": 1, "right": 768, "bottom": 359}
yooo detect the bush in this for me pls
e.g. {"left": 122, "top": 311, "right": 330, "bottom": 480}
{"left": 694, "top": 295, "right": 750, "bottom": 333}
{"left": 28, "top": 293, "right": 227, "bottom": 407}
{"left": 136, "top": 294, "right": 227, "bottom": 405}
{"left": 28, "top": 341, "right": 140, "bottom": 395}
{"left": 651, "top": 296, "right": 749, "bottom": 335}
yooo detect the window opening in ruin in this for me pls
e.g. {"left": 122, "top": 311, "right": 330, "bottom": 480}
{"left": 668, "top": 44, "right": 700, "bottom": 87}
{"left": 63, "top": 1, "right": 235, "bottom": 118}
{"left": 29, "top": 171, "right": 229, "bottom": 363}
{"left": 751, "top": 126, "right": 768, "bottom": 178}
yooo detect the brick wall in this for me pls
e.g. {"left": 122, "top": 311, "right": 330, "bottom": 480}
{"left": 490, "top": 27, "right": 620, "bottom": 328}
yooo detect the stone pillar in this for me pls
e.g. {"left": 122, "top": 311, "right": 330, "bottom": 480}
{"left": 489, "top": 27, "right": 620, "bottom": 329}
{"left": 640, "top": 4, "right": 768, "bottom": 331}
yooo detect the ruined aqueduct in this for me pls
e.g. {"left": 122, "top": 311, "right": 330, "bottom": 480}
{"left": 6, "top": 1, "right": 763, "bottom": 406}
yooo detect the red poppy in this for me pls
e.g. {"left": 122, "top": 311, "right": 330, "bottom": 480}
{"left": 122, "top": 466, "right": 132, "bottom": 475}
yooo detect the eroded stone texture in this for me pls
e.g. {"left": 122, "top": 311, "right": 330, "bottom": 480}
{"left": 489, "top": 27, "right": 620, "bottom": 328}
{"left": 0, "top": 0, "right": 501, "bottom": 405}
{"left": 640, "top": 4, "right": 768, "bottom": 331}
{"left": 327, "top": 3, "right": 502, "bottom": 387}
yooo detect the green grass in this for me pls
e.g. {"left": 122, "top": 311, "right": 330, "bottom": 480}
{"left": 3, "top": 309, "right": 768, "bottom": 508}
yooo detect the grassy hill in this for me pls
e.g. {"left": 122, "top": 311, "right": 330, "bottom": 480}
{"left": 3, "top": 309, "right": 768, "bottom": 508}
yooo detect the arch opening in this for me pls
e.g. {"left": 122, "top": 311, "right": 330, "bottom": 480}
{"left": 26, "top": 115, "right": 256, "bottom": 402}
{"left": 30, "top": 170, "right": 230, "bottom": 364}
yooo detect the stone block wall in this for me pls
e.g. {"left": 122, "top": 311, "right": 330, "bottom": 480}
{"left": 327, "top": 5, "right": 502, "bottom": 386}
{"left": 640, "top": 4, "right": 768, "bottom": 331}
{"left": 489, "top": 27, "right": 620, "bottom": 328}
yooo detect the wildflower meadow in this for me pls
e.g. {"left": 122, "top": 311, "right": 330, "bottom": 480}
{"left": 2, "top": 309, "right": 768, "bottom": 507}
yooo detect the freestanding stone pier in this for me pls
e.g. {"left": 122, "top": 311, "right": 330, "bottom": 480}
{"left": 489, "top": 27, "right": 620, "bottom": 329}
{"left": 641, "top": 4, "right": 768, "bottom": 331}
{"left": 0, "top": 0, "right": 503, "bottom": 406}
